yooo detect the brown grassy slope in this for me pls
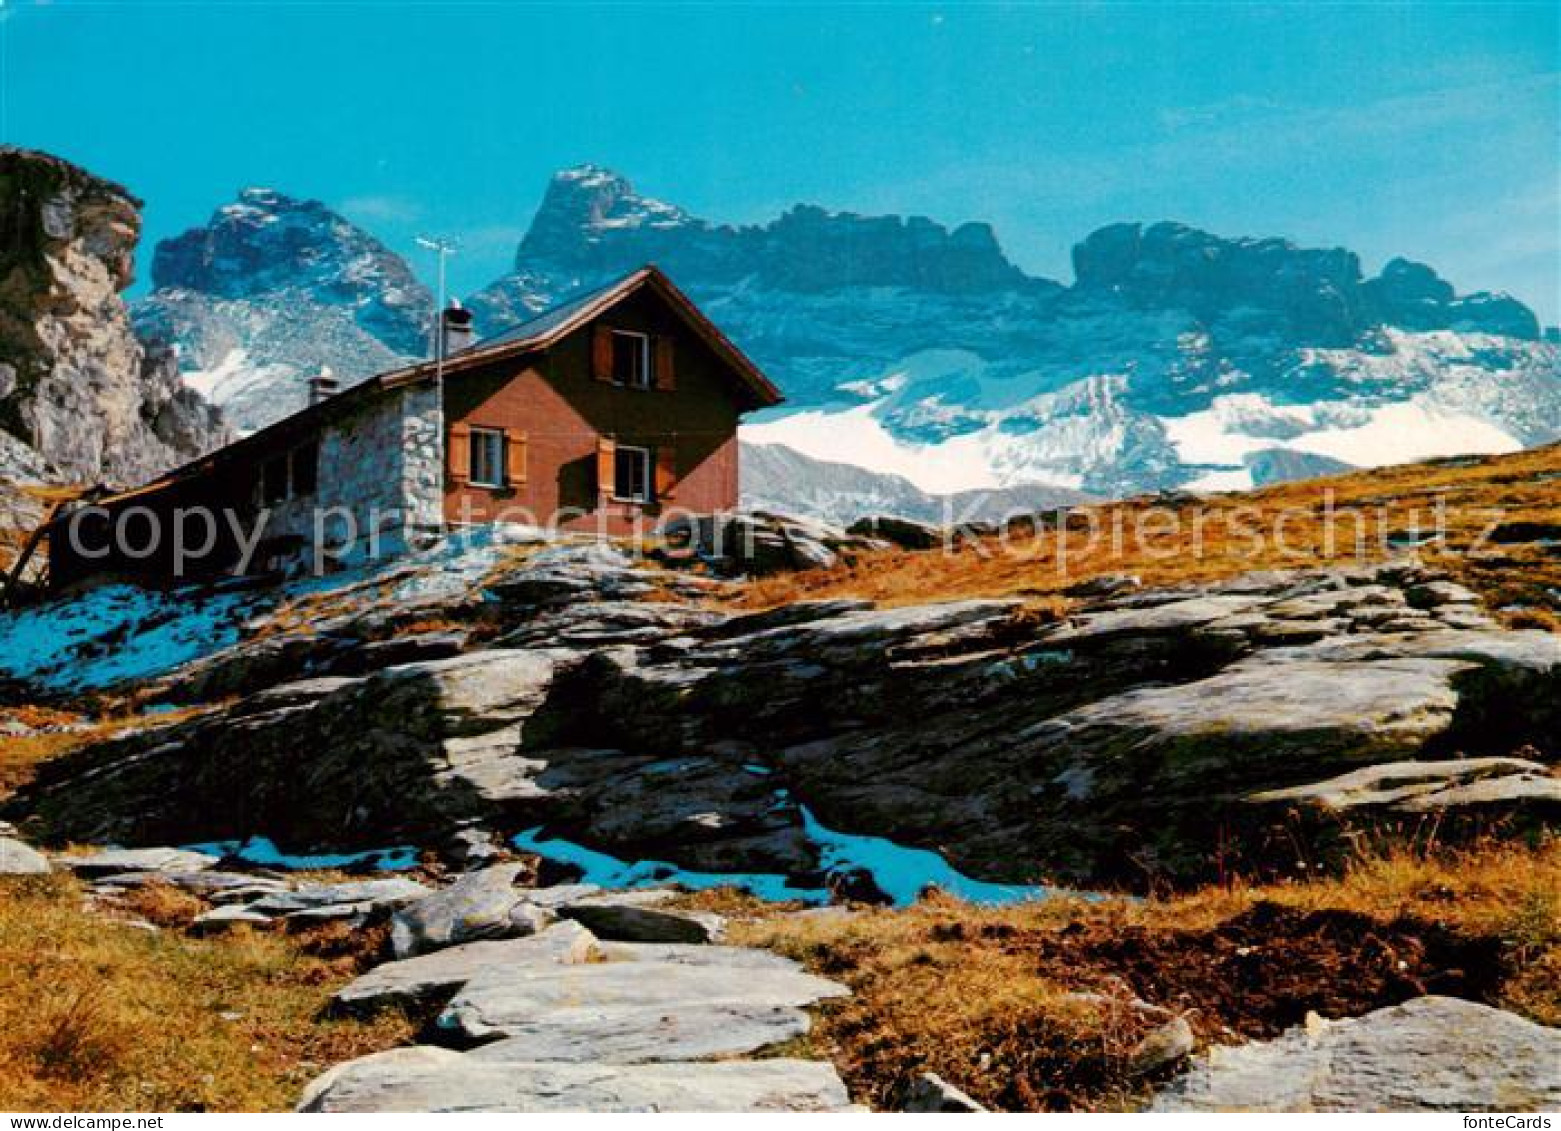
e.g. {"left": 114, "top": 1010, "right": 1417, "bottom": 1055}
{"left": 734, "top": 443, "right": 1561, "bottom": 631}
{"left": 720, "top": 838, "right": 1561, "bottom": 1112}
{"left": 0, "top": 874, "right": 412, "bottom": 1112}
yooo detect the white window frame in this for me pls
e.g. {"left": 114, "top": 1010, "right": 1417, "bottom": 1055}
{"left": 469, "top": 426, "right": 506, "bottom": 488}
{"left": 612, "top": 444, "right": 653, "bottom": 503}
{"left": 610, "top": 329, "right": 653, "bottom": 390}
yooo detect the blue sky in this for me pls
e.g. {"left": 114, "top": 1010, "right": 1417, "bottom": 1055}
{"left": 4, "top": 1, "right": 1557, "bottom": 321}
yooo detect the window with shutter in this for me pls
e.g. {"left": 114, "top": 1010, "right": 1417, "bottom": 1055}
{"left": 468, "top": 427, "right": 505, "bottom": 487}
{"left": 592, "top": 325, "right": 614, "bottom": 383}
{"left": 596, "top": 437, "right": 616, "bottom": 501}
{"left": 613, "top": 445, "right": 652, "bottom": 503}
{"left": 449, "top": 423, "right": 471, "bottom": 484}
{"left": 655, "top": 338, "right": 676, "bottom": 391}
{"left": 505, "top": 431, "right": 528, "bottom": 487}
{"left": 610, "top": 330, "right": 652, "bottom": 389}
{"left": 655, "top": 446, "right": 677, "bottom": 500}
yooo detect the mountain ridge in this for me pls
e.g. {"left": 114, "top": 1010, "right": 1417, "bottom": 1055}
{"left": 129, "top": 163, "right": 1559, "bottom": 508}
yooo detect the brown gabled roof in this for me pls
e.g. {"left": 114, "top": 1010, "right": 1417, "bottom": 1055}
{"left": 73, "top": 264, "right": 782, "bottom": 511}
{"left": 383, "top": 264, "right": 783, "bottom": 407}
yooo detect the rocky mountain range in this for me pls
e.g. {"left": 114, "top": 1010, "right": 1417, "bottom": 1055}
{"left": 0, "top": 148, "right": 225, "bottom": 487}
{"left": 123, "top": 163, "right": 1559, "bottom": 515}
{"left": 133, "top": 188, "right": 434, "bottom": 427}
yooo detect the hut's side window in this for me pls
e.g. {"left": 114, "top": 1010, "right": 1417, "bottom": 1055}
{"left": 259, "top": 455, "right": 289, "bottom": 505}
{"left": 291, "top": 440, "right": 319, "bottom": 496}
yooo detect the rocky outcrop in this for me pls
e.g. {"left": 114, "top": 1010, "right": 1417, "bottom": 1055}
{"left": 14, "top": 544, "right": 1558, "bottom": 890}
{"left": 0, "top": 148, "right": 226, "bottom": 484}
{"left": 1151, "top": 997, "right": 1561, "bottom": 1112}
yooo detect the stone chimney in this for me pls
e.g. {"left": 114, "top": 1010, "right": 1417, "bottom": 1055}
{"left": 308, "top": 365, "right": 340, "bottom": 407}
{"left": 440, "top": 302, "right": 475, "bottom": 358}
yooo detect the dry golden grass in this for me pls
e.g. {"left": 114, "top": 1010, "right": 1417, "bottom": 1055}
{"left": 0, "top": 873, "right": 412, "bottom": 1112}
{"left": 0, "top": 706, "right": 211, "bottom": 802}
{"left": 728, "top": 837, "right": 1561, "bottom": 1111}
{"left": 732, "top": 443, "right": 1561, "bottom": 629}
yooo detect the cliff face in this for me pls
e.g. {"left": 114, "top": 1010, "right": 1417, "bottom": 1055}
{"left": 0, "top": 148, "right": 226, "bottom": 485}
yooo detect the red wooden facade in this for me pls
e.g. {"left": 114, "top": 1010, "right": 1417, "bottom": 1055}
{"left": 442, "top": 272, "right": 773, "bottom": 533}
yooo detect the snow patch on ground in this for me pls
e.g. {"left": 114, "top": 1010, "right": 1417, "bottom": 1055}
{"left": 799, "top": 807, "right": 1064, "bottom": 906}
{"left": 513, "top": 828, "right": 828, "bottom": 903}
{"left": 516, "top": 810, "right": 1067, "bottom": 909}
{"left": 0, "top": 585, "right": 255, "bottom": 692}
{"left": 184, "top": 836, "right": 420, "bottom": 872}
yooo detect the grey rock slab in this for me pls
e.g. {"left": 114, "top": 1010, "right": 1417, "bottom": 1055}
{"left": 0, "top": 836, "right": 50, "bottom": 874}
{"left": 1052, "top": 594, "right": 1267, "bottom": 644}
{"left": 334, "top": 921, "right": 601, "bottom": 1013}
{"left": 463, "top": 1001, "right": 816, "bottom": 1063}
{"left": 595, "top": 941, "right": 806, "bottom": 970}
{"left": 1150, "top": 997, "right": 1561, "bottom": 1112}
{"left": 516, "top": 883, "right": 602, "bottom": 908}
{"left": 1250, "top": 757, "right": 1557, "bottom": 812}
{"left": 297, "top": 1048, "right": 856, "bottom": 1112}
{"left": 57, "top": 847, "right": 220, "bottom": 877}
{"left": 557, "top": 894, "right": 725, "bottom": 944}
{"left": 93, "top": 869, "right": 289, "bottom": 895}
{"left": 250, "top": 877, "right": 430, "bottom": 916}
{"left": 438, "top": 953, "right": 849, "bottom": 1043}
{"left": 191, "top": 904, "right": 274, "bottom": 934}
{"left": 1045, "top": 657, "right": 1468, "bottom": 763}
{"left": 389, "top": 863, "right": 553, "bottom": 959}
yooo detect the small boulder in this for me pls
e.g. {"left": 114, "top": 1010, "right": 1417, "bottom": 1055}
{"left": 1404, "top": 580, "right": 1481, "bottom": 610}
{"left": 250, "top": 877, "right": 430, "bottom": 918}
{"left": 0, "top": 836, "right": 50, "bottom": 875}
{"left": 388, "top": 864, "right": 552, "bottom": 959}
{"left": 557, "top": 892, "right": 725, "bottom": 944}
{"left": 847, "top": 515, "right": 944, "bottom": 551}
{"left": 1128, "top": 1015, "right": 1196, "bottom": 1076}
{"left": 900, "top": 1072, "right": 988, "bottom": 1112}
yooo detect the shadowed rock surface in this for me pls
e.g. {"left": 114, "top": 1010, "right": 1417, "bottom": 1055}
{"left": 13, "top": 547, "right": 1559, "bottom": 890}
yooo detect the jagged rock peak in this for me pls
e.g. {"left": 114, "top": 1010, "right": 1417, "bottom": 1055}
{"left": 0, "top": 147, "right": 226, "bottom": 485}
{"left": 1072, "top": 220, "right": 1540, "bottom": 342}
{"left": 150, "top": 187, "right": 433, "bottom": 356}
{"left": 1361, "top": 256, "right": 1539, "bottom": 339}
{"left": 508, "top": 164, "right": 1038, "bottom": 295}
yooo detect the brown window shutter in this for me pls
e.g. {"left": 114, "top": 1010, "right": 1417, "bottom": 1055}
{"left": 654, "top": 337, "right": 676, "bottom": 391}
{"left": 592, "top": 324, "right": 614, "bottom": 383}
{"left": 596, "top": 436, "right": 616, "bottom": 500}
{"left": 449, "top": 422, "right": 470, "bottom": 484}
{"left": 655, "top": 445, "right": 677, "bottom": 500}
{"left": 506, "top": 431, "right": 528, "bottom": 486}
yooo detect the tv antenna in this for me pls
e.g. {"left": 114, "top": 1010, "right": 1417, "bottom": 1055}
{"left": 415, "top": 234, "right": 459, "bottom": 371}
